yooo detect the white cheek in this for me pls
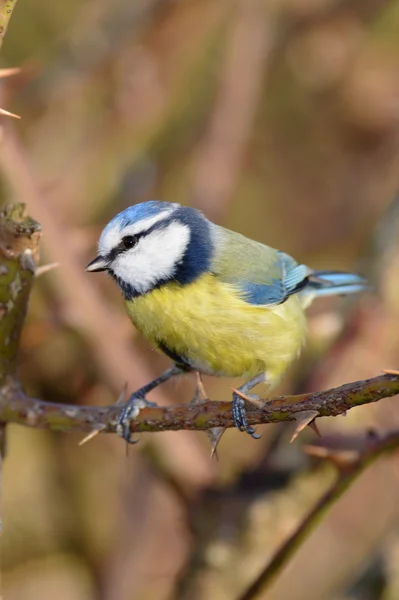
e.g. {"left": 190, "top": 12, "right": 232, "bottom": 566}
{"left": 112, "top": 223, "right": 190, "bottom": 294}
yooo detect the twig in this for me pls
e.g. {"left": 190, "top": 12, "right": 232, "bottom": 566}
{"left": 191, "top": 0, "right": 274, "bottom": 222}
{"left": 237, "top": 429, "right": 399, "bottom": 600}
{"left": 0, "top": 9, "right": 21, "bottom": 598}
{"left": 1, "top": 373, "right": 398, "bottom": 435}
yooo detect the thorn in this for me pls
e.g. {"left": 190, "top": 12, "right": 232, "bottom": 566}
{"left": 304, "top": 444, "right": 360, "bottom": 471}
{"left": 35, "top": 262, "right": 59, "bottom": 277}
{"left": 207, "top": 427, "right": 226, "bottom": 459}
{"left": 0, "top": 67, "right": 21, "bottom": 78}
{"left": 231, "top": 387, "right": 263, "bottom": 408}
{"left": 196, "top": 372, "right": 208, "bottom": 403}
{"left": 290, "top": 410, "right": 319, "bottom": 443}
{"left": 79, "top": 385, "right": 128, "bottom": 446}
{"left": 79, "top": 425, "right": 106, "bottom": 446}
{"left": 382, "top": 369, "right": 399, "bottom": 376}
{"left": 231, "top": 387, "right": 252, "bottom": 401}
{"left": 308, "top": 419, "right": 321, "bottom": 437}
{"left": 79, "top": 384, "right": 127, "bottom": 446}
{"left": 196, "top": 372, "right": 208, "bottom": 400}
{"left": 0, "top": 107, "right": 20, "bottom": 119}
{"left": 304, "top": 445, "right": 330, "bottom": 459}
{"left": 190, "top": 374, "right": 225, "bottom": 455}
{"left": 190, "top": 372, "right": 209, "bottom": 405}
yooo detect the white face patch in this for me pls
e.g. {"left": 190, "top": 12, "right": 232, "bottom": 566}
{"left": 110, "top": 221, "right": 191, "bottom": 294}
{"left": 98, "top": 210, "right": 176, "bottom": 258}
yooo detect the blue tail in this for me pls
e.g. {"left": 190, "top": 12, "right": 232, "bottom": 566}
{"left": 303, "top": 270, "right": 368, "bottom": 297}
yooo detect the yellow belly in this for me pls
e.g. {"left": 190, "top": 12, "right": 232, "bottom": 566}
{"left": 125, "top": 273, "right": 307, "bottom": 385}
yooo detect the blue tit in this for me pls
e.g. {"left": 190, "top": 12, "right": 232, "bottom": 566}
{"left": 86, "top": 200, "right": 367, "bottom": 442}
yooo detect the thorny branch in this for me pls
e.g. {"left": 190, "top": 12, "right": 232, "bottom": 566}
{"left": 0, "top": 203, "right": 399, "bottom": 438}
{"left": 238, "top": 429, "right": 399, "bottom": 600}
{"left": 1, "top": 373, "right": 399, "bottom": 436}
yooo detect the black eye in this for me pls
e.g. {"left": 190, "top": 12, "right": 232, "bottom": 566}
{"left": 122, "top": 235, "right": 138, "bottom": 250}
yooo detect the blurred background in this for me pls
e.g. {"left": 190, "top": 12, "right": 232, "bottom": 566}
{"left": 2, "top": 0, "right": 399, "bottom": 598}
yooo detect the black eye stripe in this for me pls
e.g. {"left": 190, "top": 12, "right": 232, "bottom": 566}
{"left": 107, "top": 233, "right": 140, "bottom": 261}
{"left": 108, "top": 220, "right": 171, "bottom": 262}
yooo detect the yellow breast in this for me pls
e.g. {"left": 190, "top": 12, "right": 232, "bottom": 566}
{"left": 125, "top": 273, "right": 307, "bottom": 385}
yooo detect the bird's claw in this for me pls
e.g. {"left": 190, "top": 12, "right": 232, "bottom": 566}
{"left": 232, "top": 392, "right": 262, "bottom": 439}
{"left": 116, "top": 393, "right": 158, "bottom": 444}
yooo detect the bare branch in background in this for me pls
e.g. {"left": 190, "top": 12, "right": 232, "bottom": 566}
{"left": 238, "top": 429, "right": 399, "bottom": 600}
{"left": 191, "top": 0, "right": 274, "bottom": 222}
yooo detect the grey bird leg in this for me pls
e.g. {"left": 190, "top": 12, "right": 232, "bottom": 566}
{"left": 232, "top": 373, "right": 265, "bottom": 438}
{"left": 117, "top": 365, "right": 185, "bottom": 444}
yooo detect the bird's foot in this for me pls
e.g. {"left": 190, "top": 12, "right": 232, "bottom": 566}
{"left": 231, "top": 389, "right": 262, "bottom": 439}
{"left": 116, "top": 392, "right": 158, "bottom": 444}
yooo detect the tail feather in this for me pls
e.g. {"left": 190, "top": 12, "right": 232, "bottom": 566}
{"left": 303, "top": 270, "right": 368, "bottom": 298}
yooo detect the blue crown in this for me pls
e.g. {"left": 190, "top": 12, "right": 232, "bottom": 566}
{"left": 105, "top": 200, "right": 175, "bottom": 231}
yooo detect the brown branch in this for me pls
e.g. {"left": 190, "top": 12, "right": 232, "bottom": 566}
{"left": 0, "top": 202, "right": 40, "bottom": 473}
{"left": 0, "top": 12, "right": 22, "bottom": 596}
{"left": 237, "top": 429, "right": 399, "bottom": 600}
{"left": 1, "top": 373, "right": 398, "bottom": 435}
{"left": 0, "top": 204, "right": 41, "bottom": 383}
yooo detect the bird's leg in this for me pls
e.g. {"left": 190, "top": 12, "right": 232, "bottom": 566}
{"left": 232, "top": 373, "right": 265, "bottom": 438}
{"left": 117, "top": 365, "right": 184, "bottom": 444}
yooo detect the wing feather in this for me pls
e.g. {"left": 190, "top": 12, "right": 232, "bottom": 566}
{"left": 210, "top": 226, "right": 310, "bottom": 306}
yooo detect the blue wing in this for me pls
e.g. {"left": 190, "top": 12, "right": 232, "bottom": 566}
{"left": 210, "top": 226, "right": 367, "bottom": 306}
{"left": 234, "top": 252, "right": 309, "bottom": 305}
{"left": 210, "top": 226, "right": 310, "bottom": 306}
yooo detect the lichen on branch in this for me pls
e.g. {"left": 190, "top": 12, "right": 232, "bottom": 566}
{"left": 0, "top": 0, "right": 19, "bottom": 49}
{"left": 0, "top": 204, "right": 41, "bottom": 382}
{"left": 0, "top": 373, "right": 398, "bottom": 437}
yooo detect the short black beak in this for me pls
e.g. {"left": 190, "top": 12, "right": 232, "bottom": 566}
{"left": 86, "top": 256, "right": 108, "bottom": 272}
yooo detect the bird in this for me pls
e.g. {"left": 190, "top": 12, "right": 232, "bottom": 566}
{"left": 86, "top": 200, "right": 367, "bottom": 443}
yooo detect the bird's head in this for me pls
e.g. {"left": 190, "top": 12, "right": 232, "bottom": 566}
{"left": 86, "top": 201, "right": 213, "bottom": 299}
